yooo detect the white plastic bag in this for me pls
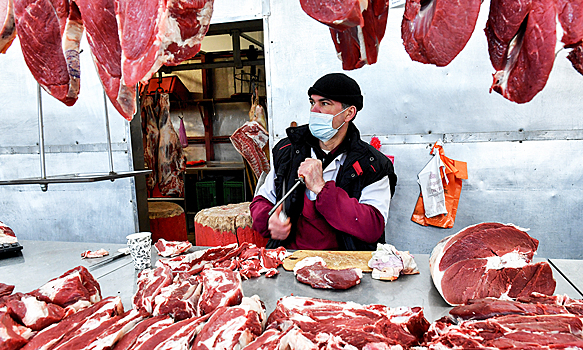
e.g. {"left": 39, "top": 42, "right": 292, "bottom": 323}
{"left": 417, "top": 145, "right": 447, "bottom": 218}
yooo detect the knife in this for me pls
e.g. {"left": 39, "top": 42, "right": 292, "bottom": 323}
{"left": 88, "top": 248, "right": 130, "bottom": 270}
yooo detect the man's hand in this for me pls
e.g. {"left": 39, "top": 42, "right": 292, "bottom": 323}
{"left": 268, "top": 204, "right": 291, "bottom": 240}
{"left": 298, "top": 158, "right": 326, "bottom": 195}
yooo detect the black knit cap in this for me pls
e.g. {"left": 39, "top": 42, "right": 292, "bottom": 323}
{"left": 308, "top": 73, "right": 363, "bottom": 111}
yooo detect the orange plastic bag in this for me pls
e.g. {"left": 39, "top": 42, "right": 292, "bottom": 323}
{"left": 411, "top": 142, "right": 468, "bottom": 229}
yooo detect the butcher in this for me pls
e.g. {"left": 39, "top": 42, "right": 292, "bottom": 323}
{"left": 250, "top": 73, "right": 397, "bottom": 250}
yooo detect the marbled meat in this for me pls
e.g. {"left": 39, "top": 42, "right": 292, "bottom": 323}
{"left": 293, "top": 256, "right": 362, "bottom": 290}
{"left": 132, "top": 264, "right": 173, "bottom": 314}
{"left": 152, "top": 276, "right": 201, "bottom": 321}
{"left": 430, "top": 222, "right": 556, "bottom": 306}
{"left": 197, "top": 267, "right": 243, "bottom": 316}
{"left": 29, "top": 265, "right": 102, "bottom": 312}
{"left": 0, "top": 310, "right": 33, "bottom": 350}
{"left": 154, "top": 238, "right": 192, "bottom": 258}
{"left": 0, "top": 221, "right": 17, "bottom": 244}
{"left": 266, "top": 296, "right": 429, "bottom": 349}
{"left": 6, "top": 294, "right": 65, "bottom": 331}
{"left": 230, "top": 121, "right": 270, "bottom": 179}
{"left": 81, "top": 249, "right": 109, "bottom": 259}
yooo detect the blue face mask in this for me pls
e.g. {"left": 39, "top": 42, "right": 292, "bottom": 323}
{"left": 309, "top": 107, "right": 349, "bottom": 142}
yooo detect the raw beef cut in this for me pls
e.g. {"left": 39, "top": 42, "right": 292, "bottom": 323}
{"left": 230, "top": 121, "right": 270, "bottom": 178}
{"left": 0, "top": 283, "right": 14, "bottom": 298}
{"left": 557, "top": 0, "right": 583, "bottom": 75}
{"left": 30, "top": 265, "right": 102, "bottom": 311}
{"left": 132, "top": 264, "right": 173, "bottom": 314}
{"left": 486, "top": 0, "right": 557, "bottom": 103}
{"left": 124, "top": 314, "right": 210, "bottom": 350}
{"left": 6, "top": 294, "right": 65, "bottom": 331}
{"left": 197, "top": 267, "right": 243, "bottom": 316}
{"left": 157, "top": 93, "right": 186, "bottom": 197}
{"left": 74, "top": 0, "right": 136, "bottom": 121}
{"left": 0, "top": 310, "right": 33, "bottom": 350}
{"left": 21, "top": 296, "right": 123, "bottom": 350}
{"left": 242, "top": 326, "right": 317, "bottom": 350}
{"left": 429, "top": 222, "right": 556, "bottom": 306}
{"left": 48, "top": 309, "right": 145, "bottom": 350}
{"left": 81, "top": 249, "right": 109, "bottom": 259}
{"left": 0, "top": 221, "right": 17, "bottom": 244}
{"left": 401, "top": 0, "right": 481, "bottom": 66}
{"left": 141, "top": 95, "right": 159, "bottom": 192}
{"left": 152, "top": 276, "right": 201, "bottom": 321}
{"left": 293, "top": 256, "right": 362, "bottom": 290}
{"left": 0, "top": 0, "right": 16, "bottom": 53}
{"left": 192, "top": 295, "right": 266, "bottom": 350}
{"left": 423, "top": 295, "right": 583, "bottom": 349}
{"left": 300, "top": 0, "right": 389, "bottom": 70}
{"left": 116, "top": 0, "right": 214, "bottom": 86}
{"left": 154, "top": 238, "right": 192, "bottom": 258}
{"left": 111, "top": 315, "right": 173, "bottom": 350}
{"left": 14, "top": 0, "right": 84, "bottom": 106}
{"left": 266, "top": 296, "right": 429, "bottom": 349}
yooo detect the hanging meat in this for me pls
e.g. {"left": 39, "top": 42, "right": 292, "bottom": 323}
{"left": 486, "top": 0, "right": 557, "bottom": 103}
{"left": 0, "top": 0, "right": 16, "bottom": 53}
{"left": 401, "top": 0, "right": 481, "bottom": 66}
{"left": 74, "top": 0, "right": 136, "bottom": 120}
{"left": 116, "top": 0, "right": 214, "bottom": 86}
{"left": 14, "top": 0, "right": 84, "bottom": 106}
{"left": 557, "top": 0, "right": 583, "bottom": 75}
{"left": 157, "top": 93, "right": 186, "bottom": 197}
{"left": 300, "top": 0, "right": 389, "bottom": 70}
{"left": 249, "top": 86, "right": 266, "bottom": 130}
{"left": 141, "top": 95, "right": 159, "bottom": 193}
{"left": 230, "top": 121, "right": 270, "bottom": 179}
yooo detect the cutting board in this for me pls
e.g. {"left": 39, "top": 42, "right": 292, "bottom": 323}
{"left": 283, "top": 250, "right": 373, "bottom": 272}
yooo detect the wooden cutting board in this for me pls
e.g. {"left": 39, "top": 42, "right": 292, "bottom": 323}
{"left": 283, "top": 250, "right": 373, "bottom": 272}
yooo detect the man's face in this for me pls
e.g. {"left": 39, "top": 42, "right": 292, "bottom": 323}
{"left": 309, "top": 94, "right": 348, "bottom": 129}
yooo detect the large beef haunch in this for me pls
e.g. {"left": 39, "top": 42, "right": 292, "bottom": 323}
{"left": 401, "top": 0, "right": 481, "bottom": 66}
{"left": 430, "top": 222, "right": 556, "bottom": 306}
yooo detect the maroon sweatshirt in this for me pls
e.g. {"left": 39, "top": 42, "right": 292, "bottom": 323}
{"left": 249, "top": 181, "right": 385, "bottom": 250}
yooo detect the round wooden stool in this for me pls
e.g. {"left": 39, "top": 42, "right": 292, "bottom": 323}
{"left": 148, "top": 201, "right": 188, "bottom": 243}
{"left": 194, "top": 202, "right": 268, "bottom": 247}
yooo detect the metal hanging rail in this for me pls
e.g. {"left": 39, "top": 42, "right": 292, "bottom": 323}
{"left": 0, "top": 86, "right": 150, "bottom": 189}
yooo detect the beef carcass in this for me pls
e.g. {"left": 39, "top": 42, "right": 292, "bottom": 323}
{"left": 30, "top": 265, "right": 102, "bottom": 312}
{"left": 192, "top": 295, "right": 266, "bottom": 350}
{"left": 132, "top": 264, "right": 173, "bottom": 314}
{"left": 6, "top": 294, "right": 65, "bottom": 331}
{"left": 197, "top": 267, "right": 243, "bottom": 316}
{"left": 401, "top": 0, "right": 481, "bottom": 66}
{"left": 157, "top": 93, "right": 186, "bottom": 197}
{"left": 141, "top": 95, "right": 159, "bottom": 193}
{"left": 111, "top": 315, "right": 173, "bottom": 350}
{"left": 0, "top": 310, "right": 33, "bottom": 350}
{"left": 430, "top": 222, "right": 556, "bottom": 306}
{"left": 116, "top": 0, "right": 214, "bottom": 86}
{"left": 152, "top": 276, "right": 201, "bottom": 321}
{"left": 74, "top": 0, "right": 136, "bottom": 121}
{"left": 230, "top": 121, "right": 270, "bottom": 178}
{"left": 20, "top": 296, "right": 123, "bottom": 350}
{"left": 154, "top": 238, "right": 192, "bottom": 258}
{"left": 267, "top": 296, "right": 429, "bottom": 349}
{"left": 486, "top": 0, "right": 557, "bottom": 103}
{"left": 300, "top": 0, "right": 389, "bottom": 70}
{"left": 14, "top": 0, "right": 83, "bottom": 106}
{"left": 0, "top": 0, "right": 16, "bottom": 53}
{"left": 0, "top": 221, "right": 17, "bottom": 244}
{"left": 293, "top": 257, "right": 362, "bottom": 290}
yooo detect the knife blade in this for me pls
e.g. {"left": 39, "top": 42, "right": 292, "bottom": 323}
{"left": 88, "top": 248, "right": 130, "bottom": 270}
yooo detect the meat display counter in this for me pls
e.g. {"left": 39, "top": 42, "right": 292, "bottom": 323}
{"left": 1, "top": 240, "right": 582, "bottom": 322}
